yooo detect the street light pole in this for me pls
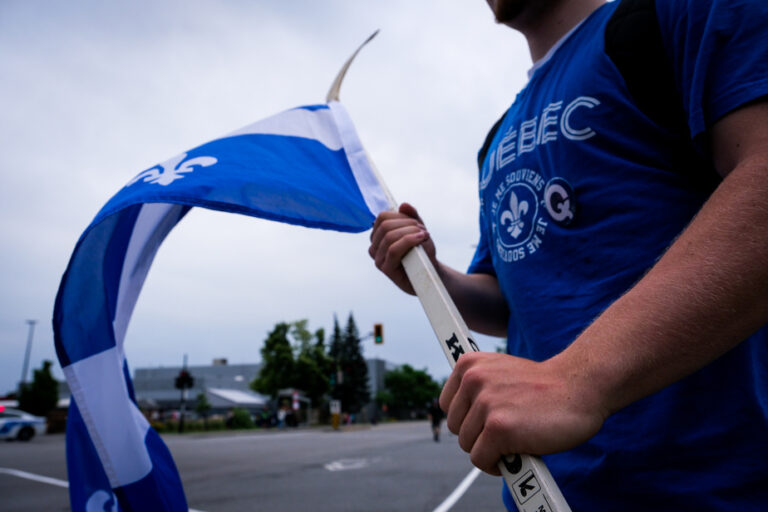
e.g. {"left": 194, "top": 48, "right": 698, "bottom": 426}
{"left": 19, "top": 319, "right": 37, "bottom": 391}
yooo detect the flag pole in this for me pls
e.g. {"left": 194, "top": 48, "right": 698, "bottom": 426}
{"left": 328, "top": 32, "right": 571, "bottom": 512}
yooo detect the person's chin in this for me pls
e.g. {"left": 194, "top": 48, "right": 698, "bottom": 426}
{"left": 489, "top": 0, "right": 525, "bottom": 24}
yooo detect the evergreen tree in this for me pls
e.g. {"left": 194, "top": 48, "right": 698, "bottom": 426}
{"left": 311, "top": 327, "right": 333, "bottom": 397}
{"left": 333, "top": 313, "right": 370, "bottom": 414}
{"left": 328, "top": 316, "right": 343, "bottom": 396}
{"left": 251, "top": 323, "right": 295, "bottom": 398}
{"left": 328, "top": 316, "right": 343, "bottom": 364}
{"left": 18, "top": 360, "right": 59, "bottom": 417}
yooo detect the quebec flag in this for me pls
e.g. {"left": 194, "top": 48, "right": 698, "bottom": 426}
{"left": 53, "top": 101, "right": 390, "bottom": 511}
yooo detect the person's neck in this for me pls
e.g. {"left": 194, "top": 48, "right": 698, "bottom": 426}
{"left": 514, "top": 0, "right": 606, "bottom": 62}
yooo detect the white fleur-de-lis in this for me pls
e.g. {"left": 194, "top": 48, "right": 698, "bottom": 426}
{"left": 127, "top": 153, "right": 217, "bottom": 187}
{"left": 500, "top": 190, "right": 529, "bottom": 239}
{"left": 86, "top": 490, "right": 118, "bottom": 512}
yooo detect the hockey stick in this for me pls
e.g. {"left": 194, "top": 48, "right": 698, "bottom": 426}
{"left": 327, "top": 32, "right": 571, "bottom": 512}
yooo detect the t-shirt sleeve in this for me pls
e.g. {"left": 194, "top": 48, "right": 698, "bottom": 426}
{"left": 467, "top": 212, "right": 496, "bottom": 275}
{"left": 657, "top": 0, "right": 768, "bottom": 139}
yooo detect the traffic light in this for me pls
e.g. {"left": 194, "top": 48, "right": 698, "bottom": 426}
{"left": 373, "top": 323, "right": 383, "bottom": 344}
{"left": 175, "top": 369, "right": 194, "bottom": 390}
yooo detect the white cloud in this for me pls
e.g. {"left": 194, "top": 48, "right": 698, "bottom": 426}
{"left": 0, "top": 0, "right": 528, "bottom": 393}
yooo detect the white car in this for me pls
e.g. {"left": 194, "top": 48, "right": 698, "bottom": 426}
{"left": 0, "top": 406, "right": 47, "bottom": 441}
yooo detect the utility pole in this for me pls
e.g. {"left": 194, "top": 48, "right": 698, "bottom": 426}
{"left": 19, "top": 319, "right": 37, "bottom": 393}
{"left": 175, "top": 354, "right": 194, "bottom": 433}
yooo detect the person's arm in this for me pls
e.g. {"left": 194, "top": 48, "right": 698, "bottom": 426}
{"left": 439, "top": 100, "right": 768, "bottom": 475}
{"left": 369, "top": 202, "right": 509, "bottom": 337}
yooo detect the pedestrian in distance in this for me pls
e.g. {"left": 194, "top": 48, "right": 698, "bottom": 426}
{"left": 369, "top": 0, "right": 768, "bottom": 509}
{"left": 277, "top": 405, "right": 287, "bottom": 429}
{"left": 428, "top": 398, "right": 445, "bottom": 442}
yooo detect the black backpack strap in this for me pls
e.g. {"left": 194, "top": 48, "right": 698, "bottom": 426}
{"left": 605, "top": 0, "right": 720, "bottom": 191}
{"left": 477, "top": 112, "right": 506, "bottom": 170}
{"left": 605, "top": 0, "right": 683, "bottom": 135}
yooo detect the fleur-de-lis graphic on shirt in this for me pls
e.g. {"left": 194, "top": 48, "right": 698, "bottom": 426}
{"left": 127, "top": 153, "right": 217, "bottom": 187}
{"left": 500, "top": 190, "right": 529, "bottom": 239}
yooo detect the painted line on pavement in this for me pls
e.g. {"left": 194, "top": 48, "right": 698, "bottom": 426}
{"left": 0, "top": 467, "right": 206, "bottom": 512}
{"left": 323, "top": 456, "right": 387, "bottom": 472}
{"left": 200, "top": 431, "right": 314, "bottom": 442}
{"left": 0, "top": 467, "right": 69, "bottom": 488}
{"left": 431, "top": 467, "right": 482, "bottom": 512}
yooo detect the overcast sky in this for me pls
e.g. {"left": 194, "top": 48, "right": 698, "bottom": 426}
{"left": 0, "top": 1, "right": 532, "bottom": 395}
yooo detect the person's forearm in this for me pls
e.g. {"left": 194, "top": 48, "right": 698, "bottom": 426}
{"left": 436, "top": 263, "right": 510, "bottom": 337}
{"left": 552, "top": 158, "right": 768, "bottom": 415}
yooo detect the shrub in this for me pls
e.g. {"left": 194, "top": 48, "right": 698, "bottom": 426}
{"left": 228, "top": 408, "right": 254, "bottom": 429}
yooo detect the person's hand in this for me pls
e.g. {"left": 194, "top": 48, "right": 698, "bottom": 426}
{"left": 369, "top": 202, "right": 438, "bottom": 295}
{"left": 439, "top": 351, "right": 608, "bottom": 476}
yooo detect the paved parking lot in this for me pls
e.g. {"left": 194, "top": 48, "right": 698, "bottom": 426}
{"left": 0, "top": 421, "right": 504, "bottom": 511}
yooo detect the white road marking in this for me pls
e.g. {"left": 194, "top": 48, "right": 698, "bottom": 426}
{"left": 324, "top": 458, "right": 372, "bottom": 471}
{"left": 0, "top": 467, "right": 206, "bottom": 512}
{"left": 431, "top": 467, "right": 482, "bottom": 512}
{"left": 199, "top": 432, "right": 314, "bottom": 443}
{"left": 0, "top": 467, "right": 69, "bottom": 488}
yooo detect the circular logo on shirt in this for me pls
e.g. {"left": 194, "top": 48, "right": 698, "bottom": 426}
{"left": 488, "top": 169, "right": 574, "bottom": 264}
{"left": 544, "top": 177, "right": 576, "bottom": 226}
{"left": 489, "top": 168, "right": 547, "bottom": 264}
{"left": 495, "top": 183, "right": 538, "bottom": 248}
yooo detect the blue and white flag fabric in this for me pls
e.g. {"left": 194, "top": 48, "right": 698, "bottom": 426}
{"left": 53, "top": 101, "right": 390, "bottom": 511}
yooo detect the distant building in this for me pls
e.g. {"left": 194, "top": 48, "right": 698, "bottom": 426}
{"left": 131, "top": 357, "right": 400, "bottom": 422}
{"left": 364, "top": 358, "right": 399, "bottom": 420}
{"left": 205, "top": 388, "right": 268, "bottom": 416}
{"left": 133, "top": 359, "right": 263, "bottom": 411}
{"left": 57, "top": 379, "right": 71, "bottom": 408}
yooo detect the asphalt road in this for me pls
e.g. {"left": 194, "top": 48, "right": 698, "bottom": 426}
{"left": 0, "top": 421, "right": 505, "bottom": 511}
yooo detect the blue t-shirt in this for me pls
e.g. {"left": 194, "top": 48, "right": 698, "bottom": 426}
{"left": 468, "top": 0, "right": 768, "bottom": 509}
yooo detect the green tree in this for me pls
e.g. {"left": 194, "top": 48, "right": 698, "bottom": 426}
{"left": 331, "top": 313, "right": 370, "bottom": 414}
{"left": 290, "top": 320, "right": 314, "bottom": 353}
{"left": 312, "top": 327, "right": 331, "bottom": 379}
{"left": 291, "top": 321, "right": 331, "bottom": 406}
{"left": 328, "top": 316, "right": 343, "bottom": 392}
{"left": 251, "top": 323, "right": 295, "bottom": 398}
{"left": 252, "top": 320, "right": 332, "bottom": 409}
{"left": 18, "top": 360, "right": 59, "bottom": 417}
{"left": 328, "top": 316, "right": 343, "bottom": 365}
{"left": 381, "top": 364, "right": 441, "bottom": 419}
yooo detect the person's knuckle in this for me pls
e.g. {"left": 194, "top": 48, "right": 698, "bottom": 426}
{"left": 446, "top": 417, "right": 460, "bottom": 435}
{"left": 469, "top": 450, "right": 487, "bottom": 470}
{"left": 385, "top": 244, "right": 402, "bottom": 265}
{"left": 458, "top": 430, "right": 474, "bottom": 453}
{"left": 465, "top": 351, "right": 486, "bottom": 363}
{"left": 462, "top": 367, "right": 484, "bottom": 389}
{"left": 474, "top": 393, "right": 493, "bottom": 414}
{"left": 454, "top": 355, "right": 471, "bottom": 374}
{"left": 438, "top": 393, "right": 450, "bottom": 412}
{"left": 383, "top": 228, "right": 405, "bottom": 245}
{"left": 484, "top": 411, "right": 508, "bottom": 438}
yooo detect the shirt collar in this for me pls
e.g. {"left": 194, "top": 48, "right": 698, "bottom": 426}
{"left": 527, "top": 18, "right": 587, "bottom": 80}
